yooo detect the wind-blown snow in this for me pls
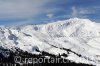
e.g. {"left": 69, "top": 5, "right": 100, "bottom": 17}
{"left": 0, "top": 18, "right": 100, "bottom": 65}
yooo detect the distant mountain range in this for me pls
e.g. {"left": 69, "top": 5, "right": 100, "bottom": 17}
{"left": 0, "top": 18, "right": 100, "bottom": 66}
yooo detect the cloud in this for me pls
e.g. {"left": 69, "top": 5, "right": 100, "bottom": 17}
{"left": 79, "top": 8, "right": 96, "bottom": 14}
{"left": 71, "top": 6, "right": 78, "bottom": 17}
{"left": 0, "top": 0, "right": 99, "bottom": 25}
{"left": 46, "top": 13, "right": 54, "bottom": 18}
{"left": 0, "top": 0, "right": 50, "bottom": 19}
{"left": 71, "top": 6, "right": 98, "bottom": 18}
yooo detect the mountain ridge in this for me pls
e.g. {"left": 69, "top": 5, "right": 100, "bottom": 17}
{"left": 0, "top": 18, "right": 100, "bottom": 66}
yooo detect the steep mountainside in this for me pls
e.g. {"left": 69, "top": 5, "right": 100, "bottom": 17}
{"left": 0, "top": 18, "right": 100, "bottom": 65}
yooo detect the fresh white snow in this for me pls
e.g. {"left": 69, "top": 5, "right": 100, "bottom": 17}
{"left": 0, "top": 18, "right": 100, "bottom": 65}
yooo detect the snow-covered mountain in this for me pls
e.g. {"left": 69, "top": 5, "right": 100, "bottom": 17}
{"left": 0, "top": 18, "right": 100, "bottom": 65}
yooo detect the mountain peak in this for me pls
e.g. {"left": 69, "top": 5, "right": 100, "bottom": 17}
{"left": 67, "top": 18, "right": 94, "bottom": 25}
{"left": 0, "top": 18, "right": 100, "bottom": 65}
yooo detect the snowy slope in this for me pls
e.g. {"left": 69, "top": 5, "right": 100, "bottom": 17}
{"left": 0, "top": 18, "right": 100, "bottom": 65}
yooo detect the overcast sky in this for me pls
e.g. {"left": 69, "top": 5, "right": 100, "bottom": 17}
{"left": 0, "top": 0, "right": 100, "bottom": 25}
